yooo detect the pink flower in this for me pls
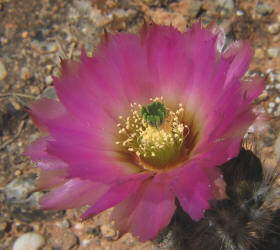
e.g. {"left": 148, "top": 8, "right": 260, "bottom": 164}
{"left": 25, "top": 22, "right": 264, "bottom": 241}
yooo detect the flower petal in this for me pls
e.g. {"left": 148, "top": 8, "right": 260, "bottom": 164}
{"left": 81, "top": 173, "right": 151, "bottom": 218}
{"left": 112, "top": 177, "right": 176, "bottom": 241}
{"left": 172, "top": 165, "right": 212, "bottom": 221}
{"left": 40, "top": 179, "right": 108, "bottom": 210}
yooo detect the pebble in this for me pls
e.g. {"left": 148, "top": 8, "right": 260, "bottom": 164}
{"left": 236, "top": 10, "right": 244, "bottom": 16}
{"left": 30, "top": 85, "right": 40, "bottom": 95}
{"left": 20, "top": 67, "right": 32, "bottom": 80}
{"left": 41, "top": 86, "right": 57, "bottom": 99}
{"left": 5, "top": 178, "right": 36, "bottom": 201}
{"left": 254, "top": 48, "right": 265, "bottom": 59}
{"left": 13, "top": 232, "right": 45, "bottom": 250}
{"left": 10, "top": 99, "right": 22, "bottom": 110}
{"left": 45, "top": 75, "right": 53, "bottom": 85}
{"left": 268, "top": 102, "right": 276, "bottom": 109}
{"left": 256, "top": 2, "right": 273, "bottom": 16}
{"left": 267, "top": 48, "right": 279, "bottom": 58}
{"left": 267, "top": 23, "right": 280, "bottom": 35}
{"left": 61, "top": 219, "right": 71, "bottom": 229}
{"left": 74, "top": 222, "right": 84, "bottom": 230}
{"left": 267, "top": 70, "right": 275, "bottom": 83}
{"left": 258, "top": 90, "right": 268, "bottom": 101}
{"left": 275, "top": 83, "right": 280, "bottom": 90}
{"left": 0, "top": 221, "right": 8, "bottom": 232}
{"left": 46, "top": 42, "right": 58, "bottom": 53}
{"left": 0, "top": 60, "right": 8, "bottom": 80}
{"left": 101, "top": 224, "right": 116, "bottom": 238}
{"left": 218, "top": 0, "right": 234, "bottom": 15}
{"left": 275, "top": 74, "right": 280, "bottom": 82}
{"left": 275, "top": 96, "right": 280, "bottom": 104}
{"left": 21, "top": 31, "right": 29, "bottom": 39}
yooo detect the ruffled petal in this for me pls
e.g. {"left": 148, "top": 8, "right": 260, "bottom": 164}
{"left": 24, "top": 137, "right": 67, "bottom": 170}
{"left": 36, "top": 168, "right": 67, "bottom": 190}
{"left": 40, "top": 179, "right": 108, "bottom": 210}
{"left": 81, "top": 173, "right": 151, "bottom": 218}
{"left": 112, "top": 177, "right": 176, "bottom": 241}
{"left": 224, "top": 40, "right": 254, "bottom": 86}
{"left": 172, "top": 165, "right": 212, "bottom": 221}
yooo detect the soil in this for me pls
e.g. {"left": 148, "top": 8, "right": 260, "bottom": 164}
{"left": 0, "top": 0, "right": 280, "bottom": 249}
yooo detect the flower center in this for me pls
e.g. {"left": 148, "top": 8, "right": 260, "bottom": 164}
{"left": 116, "top": 97, "right": 190, "bottom": 172}
{"left": 141, "top": 101, "right": 166, "bottom": 128}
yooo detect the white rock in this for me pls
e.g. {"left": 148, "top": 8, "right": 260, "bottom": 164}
{"left": 268, "top": 102, "right": 276, "bottom": 108}
{"left": 267, "top": 23, "right": 280, "bottom": 34}
{"left": 236, "top": 10, "right": 244, "bottom": 16}
{"left": 13, "top": 233, "right": 44, "bottom": 250}
{"left": 275, "top": 96, "right": 280, "bottom": 104}
{"left": 267, "top": 48, "right": 279, "bottom": 58}
{"left": 5, "top": 178, "right": 35, "bottom": 201}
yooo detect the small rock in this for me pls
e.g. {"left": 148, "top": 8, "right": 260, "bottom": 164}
{"left": 101, "top": 224, "right": 116, "bottom": 238}
{"left": 21, "top": 31, "right": 29, "bottom": 39}
{"left": 5, "top": 177, "right": 36, "bottom": 201}
{"left": 267, "top": 48, "right": 279, "bottom": 58}
{"left": 45, "top": 75, "right": 53, "bottom": 85}
{"left": 74, "top": 222, "right": 84, "bottom": 230}
{"left": 236, "top": 10, "right": 244, "bottom": 16}
{"left": 20, "top": 67, "right": 32, "bottom": 80}
{"left": 268, "top": 102, "right": 276, "bottom": 109}
{"left": 218, "top": 0, "right": 234, "bottom": 15}
{"left": 13, "top": 232, "right": 44, "bottom": 250}
{"left": 267, "top": 23, "right": 280, "bottom": 35}
{"left": 47, "top": 42, "right": 58, "bottom": 53}
{"left": 0, "top": 221, "right": 8, "bottom": 232}
{"left": 256, "top": 2, "right": 273, "bottom": 16}
{"left": 41, "top": 86, "right": 57, "bottom": 99}
{"left": 273, "top": 36, "right": 280, "bottom": 42}
{"left": 29, "top": 85, "right": 40, "bottom": 95}
{"left": 257, "top": 90, "right": 268, "bottom": 101}
{"left": 0, "top": 60, "right": 8, "bottom": 80}
{"left": 10, "top": 99, "right": 22, "bottom": 110}
{"left": 61, "top": 219, "right": 71, "bottom": 229}
{"left": 254, "top": 48, "right": 265, "bottom": 59}
{"left": 275, "top": 74, "right": 280, "bottom": 82}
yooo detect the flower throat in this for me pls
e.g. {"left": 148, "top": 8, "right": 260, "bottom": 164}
{"left": 116, "top": 98, "right": 189, "bottom": 172}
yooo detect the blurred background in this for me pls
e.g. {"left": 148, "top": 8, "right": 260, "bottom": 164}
{"left": 0, "top": 0, "right": 280, "bottom": 249}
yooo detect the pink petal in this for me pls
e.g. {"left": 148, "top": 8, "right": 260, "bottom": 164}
{"left": 46, "top": 140, "right": 136, "bottom": 182}
{"left": 172, "top": 166, "right": 212, "bottom": 221}
{"left": 40, "top": 179, "right": 108, "bottom": 210}
{"left": 36, "top": 168, "right": 67, "bottom": 190}
{"left": 112, "top": 177, "right": 176, "bottom": 241}
{"left": 224, "top": 40, "right": 254, "bottom": 86}
{"left": 24, "top": 137, "right": 67, "bottom": 170}
{"left": 81, "top": 173, "right": 151, "bottom": 218}
{"left": 27, "top": 98, "right": 65, "bottom": 131}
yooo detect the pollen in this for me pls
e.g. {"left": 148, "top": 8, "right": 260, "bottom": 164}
{"left": 115, "top": 98, "right": 190, "bottom": 171}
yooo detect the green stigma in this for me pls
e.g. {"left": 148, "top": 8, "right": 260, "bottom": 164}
{"left": 141, "top": 101, "right": 167, "bottom": 128}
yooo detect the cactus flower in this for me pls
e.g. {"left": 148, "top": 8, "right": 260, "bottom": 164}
{"left": 25, "top": 21, "right": 264, "bottom": 241}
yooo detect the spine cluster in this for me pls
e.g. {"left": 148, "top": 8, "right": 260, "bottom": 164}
{"left": 158, "top": 148, "right": 280, "bottom": 250}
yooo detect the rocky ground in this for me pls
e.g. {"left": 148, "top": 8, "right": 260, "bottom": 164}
{"left": 0, "top": 0, "right": 280, "bottom": 249}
